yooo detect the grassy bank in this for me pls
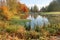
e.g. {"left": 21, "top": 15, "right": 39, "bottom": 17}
{"left": 40, "top": 12, "right": 60, "bottom": 24}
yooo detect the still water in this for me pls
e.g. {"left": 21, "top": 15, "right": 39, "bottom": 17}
{"left": 26, "top": 15, "right": 49, "bottom": 29}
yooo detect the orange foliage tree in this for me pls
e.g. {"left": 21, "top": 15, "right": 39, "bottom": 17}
{"left": 0, "top": 6, "right": 13, "bottom": 20}
{"left": 17, "top": 2, "right": 29, "bottom": 19}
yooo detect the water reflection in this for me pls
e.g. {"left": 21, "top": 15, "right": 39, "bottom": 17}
{"left": 26, "top": 14, "right": 50, "bottom": 29}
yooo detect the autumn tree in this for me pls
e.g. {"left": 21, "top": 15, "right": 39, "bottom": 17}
{"left": 0, "top": 0, "right": 14, "bottom": 20}
{"left": 6, "top": 0, "right": 18, "bottom": 14}
{"left": 0, "top": 6, "right": 14, "bottom": 20}
{"left": 0, "top": 0, "right": 29, "bottom": 20}
{"left": 17, "top": 2, "right": 29, "bottom": 19}
{"left": 17, "top": 2, "right": 29, "bottom": 13}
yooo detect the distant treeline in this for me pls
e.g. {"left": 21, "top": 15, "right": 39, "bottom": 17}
{"left": 30, "top": 0, "right": 60, "bottom": 12}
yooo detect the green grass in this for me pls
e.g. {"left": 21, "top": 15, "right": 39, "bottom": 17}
{"left": 41, "top": 12, "right": 60, "bottom": 14}
{"left": 5, "top": 25, "right": 20, "bottom": 33}
{"left": 9, "top": 19, "right": 31, "bottom": 26}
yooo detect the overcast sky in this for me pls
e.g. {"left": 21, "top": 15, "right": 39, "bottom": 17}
{"left": 20, "top": 0, "right": 53, "bottom": 10}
